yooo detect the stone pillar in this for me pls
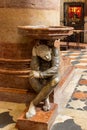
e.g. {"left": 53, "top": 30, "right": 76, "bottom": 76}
{"left": 0, "top": 0, "right": 60, "bottom": 102}
{"left": 0, "top": 0, "right": 60, "bottom": 45}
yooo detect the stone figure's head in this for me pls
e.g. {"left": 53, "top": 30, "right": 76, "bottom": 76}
{"left": 33, "top": 44, "right": 52, "bottom": 61}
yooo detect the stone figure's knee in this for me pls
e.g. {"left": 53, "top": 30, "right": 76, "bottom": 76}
{"left": 55, "top": 77, "right": 59, "bottom": 83}
{"left": 52, "top": 77, "right": 59, "bottom": 86}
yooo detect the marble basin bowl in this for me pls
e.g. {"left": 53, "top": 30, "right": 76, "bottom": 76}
{"left": 18, "top": 25, "right": 74, "bottom": 40}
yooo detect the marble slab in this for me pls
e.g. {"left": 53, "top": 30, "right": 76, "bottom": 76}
{"left": 16, "top": 103, "right": 58, "bottom": 130}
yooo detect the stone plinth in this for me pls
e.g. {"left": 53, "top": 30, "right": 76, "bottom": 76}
{"left": 0, "top": 26, "right": 74, "bottom": 103}
{"left": 16, "top": 103, "right": 58, "bottom": 130}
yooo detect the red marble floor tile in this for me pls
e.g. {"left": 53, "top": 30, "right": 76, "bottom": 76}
{"left": 72, "top": 92, "right": 87, "bottom": 100}
{"left": 79, "top": 61, "right": 87, "bottom": 63}
{"left": 69, "top": 54, "right": 80, "bottom": 56}
{"left": 75, "top": 66, "right": 87, "bottom": 69}
{"left": 79, "top": 80, "right": 87, "bottom": 85}
{"left": 69, "top": 58, "right": 77, "bottom": 60}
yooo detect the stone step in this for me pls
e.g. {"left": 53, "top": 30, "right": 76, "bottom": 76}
{"left": 16, "top": 103, "right": 58, "bottom": 130}
{"left": 0, "top": 87, "right": 36, "bottom": 103}
{"left": 0, "top": 73, "right": 31, "bottom": 90}
{"left": 0, "top": 58, "right": 31, "bottom": 72}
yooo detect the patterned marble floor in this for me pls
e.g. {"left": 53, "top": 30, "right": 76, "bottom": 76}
{"left": 62, "top": 49, "right": 87, "bottom": 112}
{"left": 66, "top": 70, "right": 87, "bottom": 111}
{"left": 0, "top": 49, "right": 87, "bottom": 130}
{"left": 51, "top": 68, "right": 87, "bottom": 130}
{"left": 62, "top": 49, "right": 87, "bottom": 69}
{"left": 52, "top": 49, "right": 87, "bottom": 130}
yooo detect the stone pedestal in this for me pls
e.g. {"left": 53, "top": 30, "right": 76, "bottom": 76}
{"left": 16, "top": 103, "right": 58, "bottom": 130}
{"left": 0, "top": 26, "right": 74, "bottom": 103}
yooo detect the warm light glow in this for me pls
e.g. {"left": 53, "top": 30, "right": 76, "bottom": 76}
{"left": 68, "top": 6, "right": 82, "bottom": 18}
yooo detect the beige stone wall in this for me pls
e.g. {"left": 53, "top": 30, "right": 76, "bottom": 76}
{"left": 0, "top": 0, "right": 60, "bottom": 43}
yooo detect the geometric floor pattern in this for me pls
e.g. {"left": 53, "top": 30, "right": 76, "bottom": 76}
{"left": 51, "top": 68, "right": 87, "bottom": 130}
{"left": 62, "top": 49, "right": 87, "bottom": 69}
{"left": 51, "top": 69, "right": 87, "bottom": 130}
{"left": 66, "top": 70, "right": 87, "bottom": 111}
{"left": 51, "top": 49, "right": 87, "bottom": 130}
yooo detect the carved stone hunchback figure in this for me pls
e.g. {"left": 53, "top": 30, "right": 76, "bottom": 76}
{"left": 26, "top": 40, "right": 60, "bottom": 118}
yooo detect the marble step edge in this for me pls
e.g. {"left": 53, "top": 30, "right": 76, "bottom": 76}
{"left": 0, "top": 87, "right": 36, "bottom": 103}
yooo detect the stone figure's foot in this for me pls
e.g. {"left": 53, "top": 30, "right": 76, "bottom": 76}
{"left": 43, "top": 105, "right": 51, "bottom": 111}
{"left": 26, "top": 102, "right": 36, "bottom": 119}
{"left": 43, "top": 97, "right": 51, "bottom": 111}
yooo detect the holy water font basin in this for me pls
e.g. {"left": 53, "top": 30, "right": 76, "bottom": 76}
{"left": 18, "top": 25, "right": 74, "bottom": 40}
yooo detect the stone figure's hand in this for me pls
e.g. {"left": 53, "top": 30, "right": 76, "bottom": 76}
{"left": 29, "top": 71, "right": 40, "bottom": 79}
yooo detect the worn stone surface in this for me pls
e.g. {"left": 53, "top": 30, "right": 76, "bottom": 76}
{"left": 0, "top": 0, "right": 60, "bottom": 43}
{"left": 0, "top": 0, "right": 59, "bottom": 9}
{"left": 0, "top": 112, "right": 15, "bottom": 128}
{"left": 51, "top": 119, "right": 82, "bottom": 130}
{"left": 0, "top": 8, "right": 60, "bottom": 43}
{"left": 6, "top": 0, "right": 59, "bottom": 9}
{"left": 0, "top": 0, "right": 60, "bottom": 44}
{"left": 0, "top": 0, "right": 5, "bottom": 8}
